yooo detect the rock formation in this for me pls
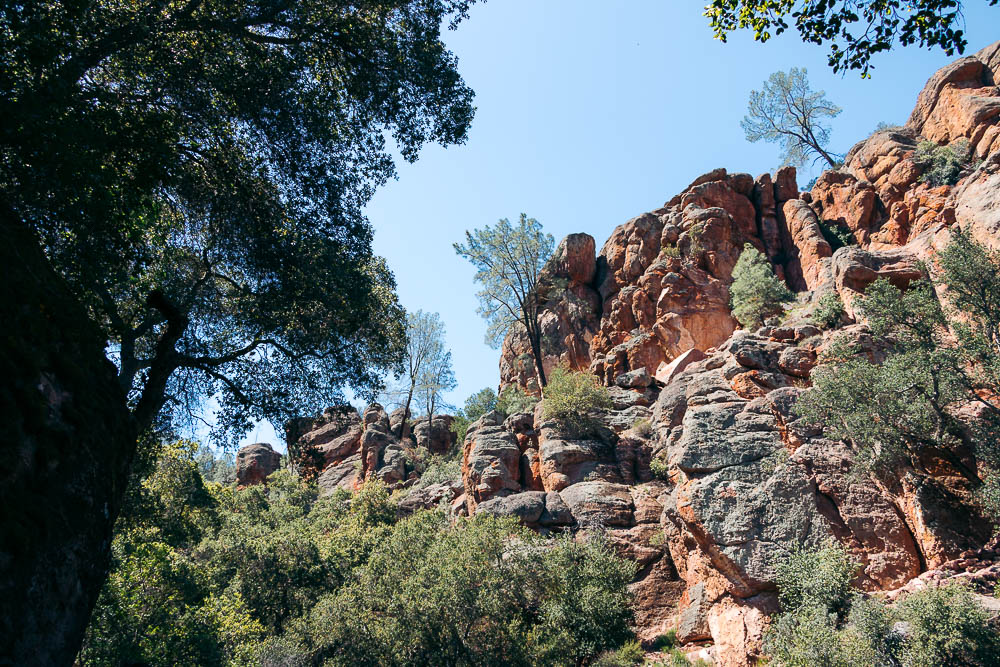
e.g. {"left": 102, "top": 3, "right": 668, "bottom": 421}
{"left": 235, "top": 442, "right": 282, "bottom": 488}
{"left": 286, "top": 42, "right": 1000, "bottom": 666}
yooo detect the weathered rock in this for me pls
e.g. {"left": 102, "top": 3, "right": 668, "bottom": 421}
{"left": 397, "top": 480, "right": 464, "bottom": 515}
{"left": 560, "top": 481, "right": 635, "bottom": 527}
{"left": 411, "top": 415, "right": 457, "bottom": 454}
{"left": 236, "top": 443, "right": 282, "bottom": 487}
{"left": 317, "top": 454, "right": 362, "bottom": 496}
{"left": 616, "top": 367, "right": 652, "bottom": 388}
{"left": 462, "top": 412, "right": 522, "bottom": 511}
{"left": 655, "top": 348, "right": 707, "bottom": 386}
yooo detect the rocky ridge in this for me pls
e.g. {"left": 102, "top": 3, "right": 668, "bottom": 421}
{"left": 240, "top": 42, "right": 1000, "bottom": 666}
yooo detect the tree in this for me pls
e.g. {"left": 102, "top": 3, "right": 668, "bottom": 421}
{"left": 455, "top": 214, "right": 555, "bottom": 388}
{"left": 742, "top": 68, "right": 841, "bottom": 168}
{"left": 795, "top": 232, "right": 1000, "bottom": 498}
{"left": 729, "top": 243, "right": 795, "bottom": 329}
{"left": 387, "top": 311, "right": 450, "bottom": 438}
{"left": 705, "top": 0, "right": 998, "bottom": 76}
{"left": 449, "top": 387, "right": 497, "bottom": 445}
{"left": 1, "top": 1, "right": 479, "bottom": 662}
{"left": 415, "top": 349, "right": 457, "bottom": 426}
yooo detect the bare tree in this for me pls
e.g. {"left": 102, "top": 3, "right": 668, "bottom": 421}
{"left": 392, "top": 310, "right": 448, "bottom": 438}
{"left": 742, "top": 67, "right": 842, "bottom": 168}
{"left": 454, "top": 214, "right": 554, "bottom": 388}
{"left": 415, "top": 349, "right": 457, "bottom": 425}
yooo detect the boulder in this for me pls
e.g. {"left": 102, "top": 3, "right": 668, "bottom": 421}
{"left": 235, "top": 443, "right": 282, "bottom": 487}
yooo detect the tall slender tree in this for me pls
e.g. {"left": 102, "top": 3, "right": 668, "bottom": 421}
{"left": 392, "top": 311, "right": 449, "bottom": 438}
{"left": 455, "top": 214, "right": 554, "bottom": 389}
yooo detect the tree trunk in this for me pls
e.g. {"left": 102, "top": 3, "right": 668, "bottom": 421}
{"left": 0, "top": 213, "right": 137, "bottom": 665}
{"left": 526, "top": 319, "right": 547, "bottom": 389}
{"left": 399, "top": 381, "right": 415, "bottom": 439}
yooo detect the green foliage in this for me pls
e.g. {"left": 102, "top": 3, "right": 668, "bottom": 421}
{"left": 812, "top": 291, "right": 845, "bottom": 330}
{"left": 741, "top": 68, "right": 841, "bottom": 167}
{"left": 765, "top": 544, "right": 1000, "bottom": 667}
{"left": 730, "top": 243, "right": 795, "bottom": 329}
{"left": 592, "top": 639, "right": 645, "bottom": 666}
{"left": 633, "top": 418, "right": 653, "bottom": 437}
{"left": 411, "top": 455, "right": 462, "bottom": 489}
{"left": 299, "top": 514, "right": 637, "bottom": 666}
{"left": 775, "top": 543, "right": 858, "bottom": 617}
{"left": 497, "top": 384, "right": 540, "bottom": 416}
{"left": 650, "top": 456, "right": 671, "bottom": 481}
{"left": 541, "top": 367, "right": 613, "bottom": 432}
{"left": 454, "top": 215, "right": 554, "bottom": 349}
{"left": 913, "top": 139, "right": 974, "bottom": 186}
{"left": 896, "top": 582, "right": 1000, "bottom": 667}
{"left": 82, "top": 438, "right": 640, "bottom": 666}
{"left": 451, "top": 387, "right": 499, "bottom": 443}
{"left": 818, "top": 220, "right": 855, "bottom": 251}
{"left": 705, "top": 0, "right": 997, "bottom": 76}
{"left": 656, "top": 629, "right": 679, "bottom": 650}
{"left": 3, "top": 0, "right": 482, "bottom": 441}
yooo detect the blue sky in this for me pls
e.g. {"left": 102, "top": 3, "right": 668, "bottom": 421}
{"left": 237, "top": 1, "right": 998, "bottom": 449}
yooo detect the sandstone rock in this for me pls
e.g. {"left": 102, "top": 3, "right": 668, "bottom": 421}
{"left": 235, "top": 442, "right": 282, "bottom": 487}
{"left": 560, "top": 481, "right": 635, "bottom": 527}
{"left": 654, "top": 348, "right": 707, "bottom": 386}
{"left": 411, "top": 415, "right": 457, "bottom": 454}
{"left": 831, "top": 245, "right": 924, "bottom": 317}
{"left": 317, "top": 454, "right": 361, "bottom": 496}
{"left": 397, "top": 479, "right": 464, "bottom": 515}
{"left": 462, "top": 412, "right": 522, "bottom": 511}
{"left": 616, "top": 367, "right": 652, "bottom": 388}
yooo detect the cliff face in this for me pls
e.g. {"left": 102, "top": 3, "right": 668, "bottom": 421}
{"left": 278, "top": 43, "right": 1000, "bottom": 666}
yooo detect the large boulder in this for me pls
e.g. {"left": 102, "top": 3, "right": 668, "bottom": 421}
{"left": 236, "top": 443, "right": 282, "bottom": 487}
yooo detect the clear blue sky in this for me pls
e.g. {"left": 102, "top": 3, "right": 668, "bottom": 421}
{"left": 237, "top": 1, "right": 998, "bottom": 450}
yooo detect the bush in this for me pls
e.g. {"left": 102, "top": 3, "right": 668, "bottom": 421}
{"left": 896, "top": 582, "right": 1000, "bottom": 667}
{"left": 496, "top": 384, "right": 538, "bottom": 416}
{"left": 411, "top": 455, "right": 461, "bottom": 489}
{"left": 592, "top": 639, "right": 644, "bottom": 666}
{"left": 632, "top": 418, "right": 653, "bottom": 437}
{"left": 812, "top": 291, "right": 845, "bottom": 330}
{"left": 650, "top": 456, "right": 670, "bottom": 481}
{"left": 775, "top": 542, "right": 857, "bottom": 617}
{"left": 729, "top": 243, "right": 794, "bottom": 329}
{"left": 541, "top": 367, "right": 612, "bottom": 431}
{"left": 913, "top": 139, "right": 973, "bottom": 187}
{"left": 818, "top": 220, "right": 854, "bottom": 251}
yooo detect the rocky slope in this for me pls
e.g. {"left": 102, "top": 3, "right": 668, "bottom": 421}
{"left": 245, "top": 42, "right": 1000, "bottom": 666}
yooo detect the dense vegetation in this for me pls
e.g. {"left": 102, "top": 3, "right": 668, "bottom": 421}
{"left": 796, "top": 232, "right": 1000, "bottom": 518}
{"left": 765, "top": 543, "right": 1000, "bottom": 666}
{"left": 80, "top": 442, "right": 639, "bottom": 666}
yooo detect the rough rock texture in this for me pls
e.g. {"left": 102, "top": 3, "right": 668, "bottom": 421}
{"left": 235, "top": 443, "right": 282, "bottom": 488}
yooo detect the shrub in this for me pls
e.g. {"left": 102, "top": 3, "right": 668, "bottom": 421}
{"left": 729, "top": 243, "right": 794, "bottom": 329}
{"left": 818, "top": 220, "right": 854, "bottom": 251}
{"left": 542, "top": 367, "right": 612, "bottom": 432}
{"left": 411, "top": 456, "right": 461, "bottom": 489}
{"left": 661, "top": 245, "right": 681, "bottom": 259}
{"left": 632, "top": 418, "right": 653, "bottom": 437}
{"left": 913, "top": 139, "right": 973, "bottom": 187}
{"left": 775, "top": 542, "right": 857, "bottom": 617}
{"left": 650, "top": 456, "right": 670, "bottom": 481}
{"left": 496, "top": 384, "right": 538, "bottom": 416}
{"left": 812, "top": 291, "right": 845, "bottom": 330}
{"left": 592, "top": 639, "right": 644, "bottom": 666}
{"left": 655, "top": 629, "right": 678, "bottom": 650}
{"left": 896, "top": 582, "right": 1000, "bottom": 667}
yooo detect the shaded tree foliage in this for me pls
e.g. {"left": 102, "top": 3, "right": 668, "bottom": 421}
{"left": 455, "top": 214, "right": 555, "bottom": 388}
{"left": 1, "top": 1, "right": 479, "bottom": 662}
{"left": 706, "top": 0, "right": 999, "bottom": 76}
{"left": 2, "top": 0, "right": 480, "bottom": 442}
{"left": 742, "top": 68, "right": 841, "bottom": 168}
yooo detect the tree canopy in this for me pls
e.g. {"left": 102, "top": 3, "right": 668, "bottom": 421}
{"left": 742, "top": 68, "right": 841, "bottom": 168}
{"left": 1, "top": 0, "right": 480, "bottom": 443}
{"left": 729, "top": 243, "right": 795, "bottom": 328}
{"left": 705, "top": 0, "right": 999, "bottom": 76}
{"left": 455, "top": 214, "right": 554, "bottom": 388}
